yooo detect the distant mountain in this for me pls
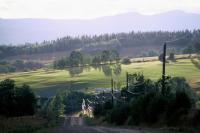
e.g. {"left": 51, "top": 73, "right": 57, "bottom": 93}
{"left": 0, "top": 10, "right": 200, "bottom": 44}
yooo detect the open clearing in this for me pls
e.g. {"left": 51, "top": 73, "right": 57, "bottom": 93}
{"left": 0, "top": 59, "right": 200, "bottom": 97}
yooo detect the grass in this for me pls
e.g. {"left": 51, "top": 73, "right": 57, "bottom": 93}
{"left": 0, "top": 116, "right": 55, "bottom": 133}
{"left": 0, "top": 59, "right": 200, "bottom": 97}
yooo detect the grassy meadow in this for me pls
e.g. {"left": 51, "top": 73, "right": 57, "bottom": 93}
{"left": 0, "top": 59, "right": 200, "bottom": 97}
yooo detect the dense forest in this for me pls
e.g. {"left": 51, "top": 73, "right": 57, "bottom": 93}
{"left": 1, "top": 30, "right": 200, "bottom": 59}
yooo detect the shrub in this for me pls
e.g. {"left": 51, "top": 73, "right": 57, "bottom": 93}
{"left": 166, "top": 92, "right": 192, "bottom": 126}
{"left": 189, "top": 110, "right": 200, "bottom": 127}
{"left": 168, "top": 52, "right": 175, "bottom": 61}
{"left": 93, "top": 104, "right": 104, "bottom": 117}
{"left": 130, "top": 92, "right": 168, "bottom": 125}
{"left": 191, "top": 59, "right": 200, "bottom": 69}
{"left": 121, "top": 58, "right": 131, "bottom": 65}
{"left": 108, "top": 103, "right": 130, "bottom": 125}
{"left": 146, "top": 94, "right": 168, "bottom": 123}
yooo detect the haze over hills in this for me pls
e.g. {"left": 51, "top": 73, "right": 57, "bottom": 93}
{"left": 0, "top": 10, "right": 200, "bottom": 44}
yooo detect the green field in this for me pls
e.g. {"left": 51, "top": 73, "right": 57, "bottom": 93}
{"left": 0, "top": 59, "right": 200, "bottom": 97}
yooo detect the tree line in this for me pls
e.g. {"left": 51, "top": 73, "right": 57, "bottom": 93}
{"left": 1, "top": 30, "right": 200, "bottom": 59}
{"left": 183, "top": 42, "right": 200, "bottom": 55}
{"left": 53, "top": 50, "right": 121, "bottom": 77}
{"left": 0, "top": 60, "right": 43, "bottom": 73}
{"left": 53, "top": 50, "right": 120, "bottom": 69}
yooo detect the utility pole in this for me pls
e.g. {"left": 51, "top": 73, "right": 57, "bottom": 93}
{"left": 126, "top": 72, "right": 129, "bottom": 90}
{"left": 69, "top": 80, "right": 74, "bottom": 113}
{"left": 162, "top": 42, "right": 166, "bottom": 95}
{"left": 160, "top": 35, "right": 188, "bottom": 95}
{"left": 111, "top": 78, "right": 114, "bottom": 106}
{"left": 102, "top": 90, "right": 105, "bottom": 101}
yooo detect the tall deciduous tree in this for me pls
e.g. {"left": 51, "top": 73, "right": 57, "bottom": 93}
{"left": 69, "top": 51, "right": 83, "bottom": 66}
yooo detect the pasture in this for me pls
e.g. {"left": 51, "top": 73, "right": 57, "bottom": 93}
{"left": 0, "top": 59, "right": 200, "bottom": 97}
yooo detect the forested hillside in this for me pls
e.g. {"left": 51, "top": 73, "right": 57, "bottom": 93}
{"left": 0, "top": 30, "right": 200, "bottom": 60}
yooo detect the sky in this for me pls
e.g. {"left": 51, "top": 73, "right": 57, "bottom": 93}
{"left": 0, "top": 0, "right": 200, "bottom": 19}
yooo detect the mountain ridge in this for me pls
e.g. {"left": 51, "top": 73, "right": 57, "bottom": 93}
{"left": 0, "top": 10, "right": 200, "bottom": 44}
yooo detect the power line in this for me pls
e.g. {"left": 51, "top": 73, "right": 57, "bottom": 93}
{"left": 110, "top": 92, "right": 124, "bottom": 102}
{"left": 126, "top": 90, "right": 144, "bottom": 95}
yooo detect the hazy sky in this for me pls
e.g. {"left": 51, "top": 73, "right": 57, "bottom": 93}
{"left": 0, "top": 0, "right": 200, "bottom": 19}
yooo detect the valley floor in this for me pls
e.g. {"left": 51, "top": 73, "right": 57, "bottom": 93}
{"left": 0, "top": 58, "right": 200, "bottom": 97}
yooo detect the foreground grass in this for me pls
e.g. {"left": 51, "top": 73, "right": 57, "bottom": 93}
{"left": 0, "top": 116, "right": 57, "bottom": 133}
{"left": 0, "top": 59, "right": 200, "bottom": 97}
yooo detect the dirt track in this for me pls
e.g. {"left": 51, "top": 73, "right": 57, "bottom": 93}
{"left": 55, "top": 117, "right": 178, "bottom": 133}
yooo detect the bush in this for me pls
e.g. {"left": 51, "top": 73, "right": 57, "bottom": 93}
{"left": 93, "top": 104, "right": 104, "bottom": 117}
{"left": 165, "top": 92, "right": 192, "bottom": 126}
{"left": 94, "top": 101, "right": 113, "bottom": 118}
{"left": 108, "top": 103, "right": 130, "bottom": 125}
{"left": 146, "top": 94, "right": 168, "bottom": 123}
{"left": 129, "top": 91, "right": 192, "bottom": 126}
{"left": 121, "top": 58, "right": 131, "bottom": 65}
{"left": 191, "top": 58, "right": 200, "bottom": 69}
{"left": 189, "top": 110, "right": 200, "bottom": 127}
{"left": 130, "top": 92, "right": 168, "bottom": 125}
{"left": 168, "top": 52, "right": 175, "bottom": 61}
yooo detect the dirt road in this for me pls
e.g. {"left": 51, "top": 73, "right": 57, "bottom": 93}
{"left": 55, "top": 117, "right": 177, "bottom": 133}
